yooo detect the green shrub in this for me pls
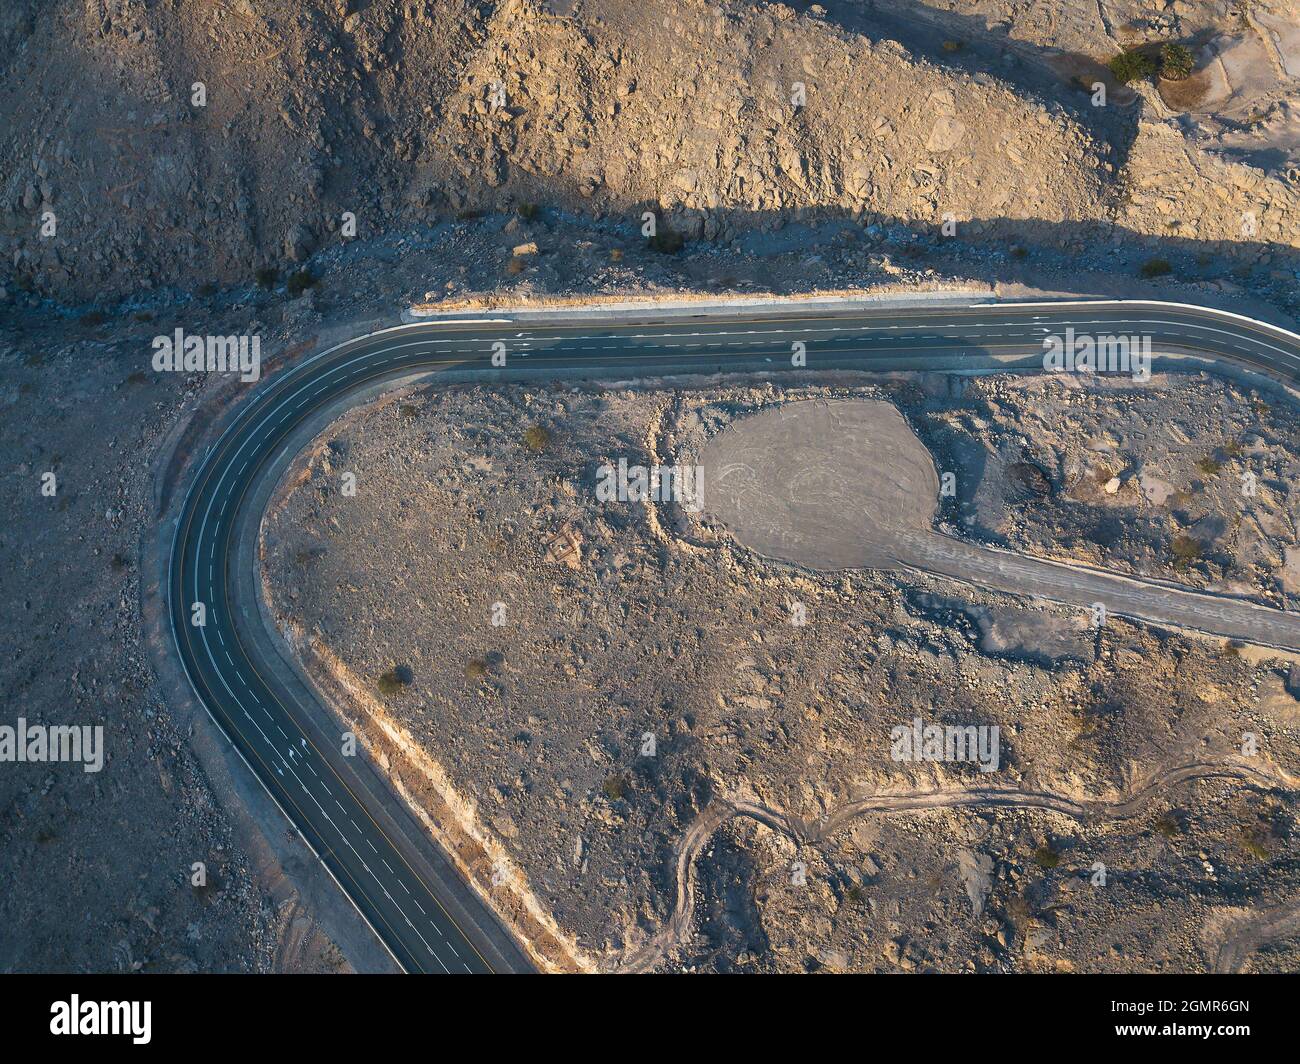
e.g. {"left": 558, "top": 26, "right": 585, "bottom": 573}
{"left": 377, "top": 664, "right": 413, "bottom": 697}
{"left": 1160, "top": 43, "right": 1195, "bottom": 81}
{"left": 1109, "top": 49, "right": 1156, "bottom": 84}
{"left": 522, "top": 424, "right": 551, "bottom": 452}
{"left": 1154, "top": 812, "right": 1182, "bottom": 837}
{"left": 1171, "top": 533, "right": 1203, "bottom": 567}
{"left": 286, "top": 268, "right": 317, "bottom": 297}
{"left": 1240, "top": 829, "right": 1270, "bottom": 860}
{"left": 255, "top": 267, "right": 279, "bottom": 289}
{"left": 516, "top": 202, "right": 539, "bottom": 221}
{"left": 1032, "top": 846, "right": 1061, "bottom": 869}
{"left": 648, "top": 227, "right": 684, "bottom": 254}
{"left": 1139, "top": 257, "right": 1172, "bottom": 278}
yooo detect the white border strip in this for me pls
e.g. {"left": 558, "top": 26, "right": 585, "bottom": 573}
{"left": 968, "top": 299, "right": 1300, "bottom": 345}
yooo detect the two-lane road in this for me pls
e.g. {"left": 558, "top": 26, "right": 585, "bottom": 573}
{"left": 168, "top": 298, "right": 1300, "bottom": 972}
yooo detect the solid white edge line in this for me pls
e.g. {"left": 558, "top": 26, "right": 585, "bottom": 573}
{"left": 967, "top": 299, "right": 1300, "bottom": 345}
{"left": 168, "top": 294, "right": 1300, "bottom": 976}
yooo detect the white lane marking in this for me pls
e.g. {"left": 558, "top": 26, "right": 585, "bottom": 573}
{"left": 967, "top": 298, "right": 1300, "bottom": 347}
{"left": 191, "top": 574, "right": 453, "bottom": 970}
{"left": 181, "top": 298, "right": 1300, "bottom": 973}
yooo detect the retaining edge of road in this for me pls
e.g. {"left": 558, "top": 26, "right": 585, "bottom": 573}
{"left": 150, "top": 293, "right": 1300, "bottom": 974}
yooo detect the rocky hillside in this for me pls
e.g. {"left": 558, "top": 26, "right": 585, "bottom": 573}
{"left": 0, "top": 0, "right": 1296, "bottom": 304}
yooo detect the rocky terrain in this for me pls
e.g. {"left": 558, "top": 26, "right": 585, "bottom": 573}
{"left": 2, "top": 0, "right": 1297, "bottom": 974}
{"left": 1, "top": 0, "right": 1297, "bottom": 311}
{"left": 0, "top": 189, "right": 959, "bottom": 973}
{"left": 0, "top": 312, "right": 311, "bottom": 972}
{"left": 260, "top": 371, "right": 1300, "bottom": 971}
{"left": 912, "top": 370, "right": 1300, "bottom": 607}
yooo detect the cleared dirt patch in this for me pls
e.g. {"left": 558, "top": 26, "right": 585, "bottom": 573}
{"left": 699, "top": 398, "right": 939, "bottom": 569}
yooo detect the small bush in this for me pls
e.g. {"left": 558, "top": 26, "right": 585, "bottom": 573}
{"left": 197, "top": 282, "right": 218, "bottom": 298}
{"left": 648, "top": 227, "right": 684, "bottom": 254}
{"left": 80, "top": 310, "right": 107, "bottom": 326}
{"left": 377, "top": 665, "right": 413, "bottom": 697}
{"left": 1240, "top": 829, "right": 1270, "bottom": 860}
{"left": 1171, "top": 533, "right": 1203, "bottom": 567}
{"left": 1160, "top": 42, "right": 1195, "bottom": 81}
{"left": 1109, "top": 49, "right": 1156, "bottom": 84}
{"left": 1139, "top": 257, "right": 1172, "bottom": 278}
{"left": 505, "top": 255, "right": 527, "bottom": 275}
{"left": 602, "top": 775, "right": 628, "bottom": 802}
{"left": 286, "top": 269, "right": 317, "bottom": 297}
{"left": 1032, "top": 846, "right": 1061, "bottom": 869}
{"left": 609, "top": 247, "right": 624, "bottom": 262}
{"left": 942, "top": 39, "right": 964, "bottom": 53}
{"left": 522, "top": 424, "right": 551, "bottom": 452}
{"left": 1154, "top": 812, "right": 1183, "bottom": 838}
{"left": 464, "top": 658, "right": 488, "bottom": 681}
{"left": 1195, "top": 454, "right": 1223, "bottom": 476}
{"left": 255, "top": 267, "right": 279, "bottom": 289}
{"left": 516, "top": 202, "right": 539, "bottom": 221}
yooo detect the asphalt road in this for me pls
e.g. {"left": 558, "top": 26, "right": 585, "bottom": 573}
{"left": 168, "top": 298, "right": 1300, "bottom": 972}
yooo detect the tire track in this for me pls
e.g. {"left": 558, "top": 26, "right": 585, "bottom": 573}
{"left": 619, "top": 758, "right": 1298, "bottom": 972}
